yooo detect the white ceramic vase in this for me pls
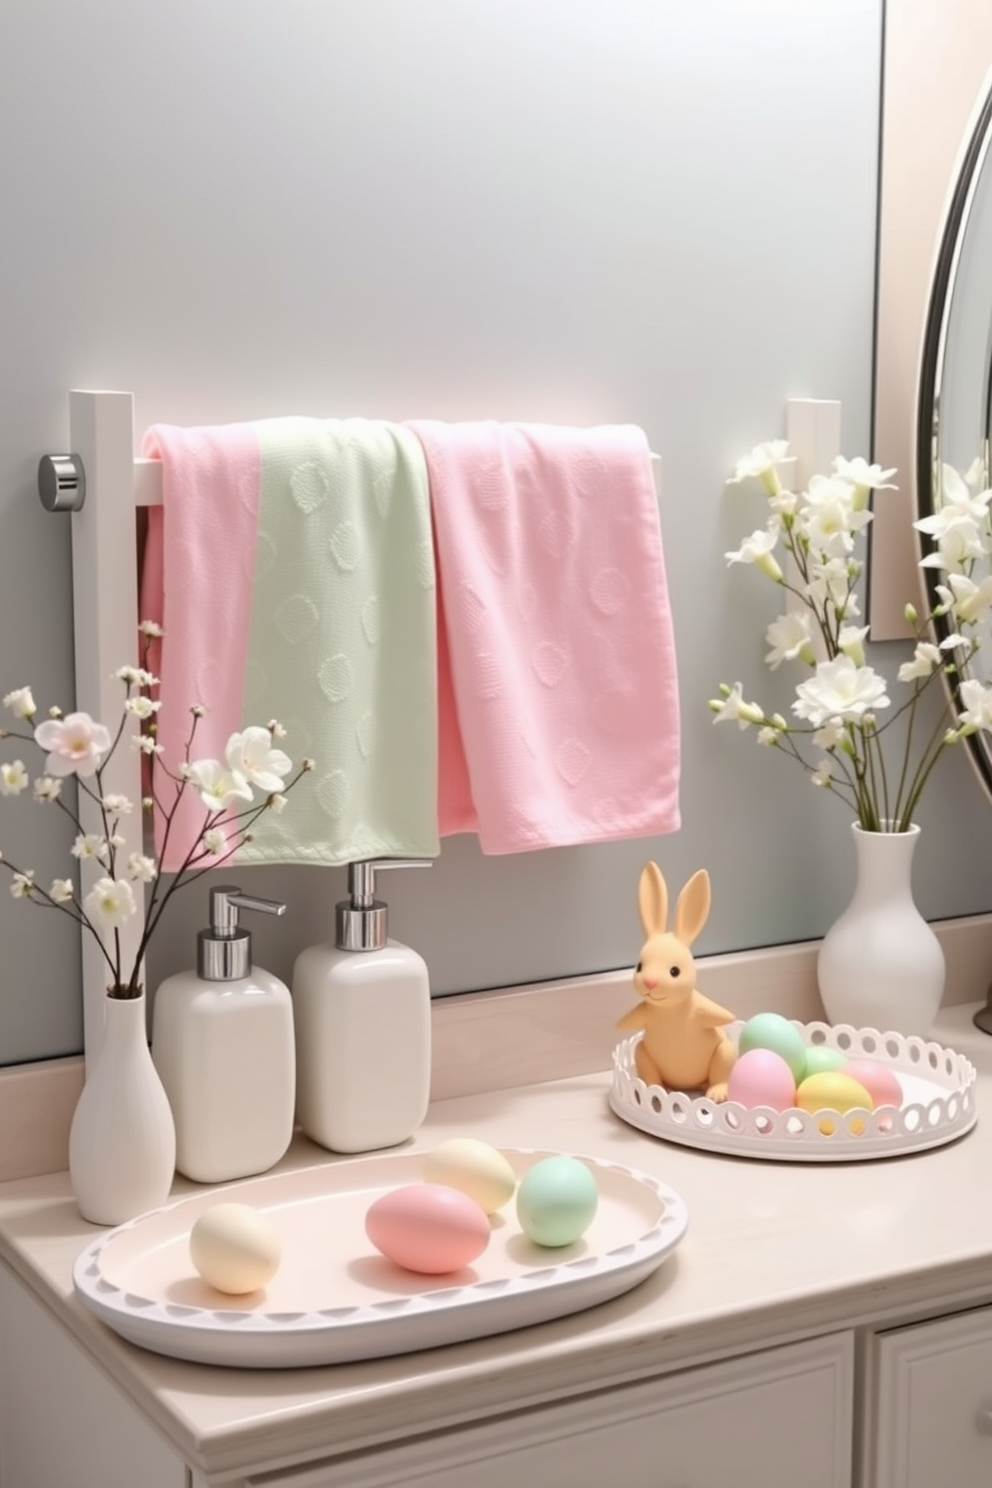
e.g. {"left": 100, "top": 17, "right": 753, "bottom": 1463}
{"left": 68, "top": 991, "right": 176, "bottom": 1226}
{"left": 817, "top": 822, "right": 945, "bottom": 1039}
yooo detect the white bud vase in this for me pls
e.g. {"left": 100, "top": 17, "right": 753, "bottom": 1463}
{"left": 68, "top": 991, "right": 176, "bottom": 1226}
{"left": 817, "top": 822, "right": 945, "bottom": 1038}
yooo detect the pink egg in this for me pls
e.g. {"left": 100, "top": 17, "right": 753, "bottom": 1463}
{"left": 840, "top": 1060, "right": 903, "bottom": 1109}
{"left": 727, "top": 1047, "right": 797, "bottom": 1111}
{"left": 365, "top": 1184, "right": 491, "bottom": 1274}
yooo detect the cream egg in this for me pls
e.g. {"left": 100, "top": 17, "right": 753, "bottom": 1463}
{"left": 189, "top": 1203, "right": 281, "bottom": 1295}
{"left": 422, "top": 1138, "right": 517, "bottom": 1214}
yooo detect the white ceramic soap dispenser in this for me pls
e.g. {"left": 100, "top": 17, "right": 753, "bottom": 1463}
{"left": 292, "top": 857, "right": 433, "bottom": 1154}
{"left": 152, "top": 885, "right": 296, "bottom": 1184}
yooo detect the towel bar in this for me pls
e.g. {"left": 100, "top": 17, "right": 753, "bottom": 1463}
{"left": 38, "top": 452, "right": 163, "bottom": 512}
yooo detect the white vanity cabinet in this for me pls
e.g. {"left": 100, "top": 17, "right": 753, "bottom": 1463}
{"left": 868, "top": 1304, "right": 992, "bottom": 1488}
{"left": 258, "top": 1334, "right": 854, "bottom": 1488}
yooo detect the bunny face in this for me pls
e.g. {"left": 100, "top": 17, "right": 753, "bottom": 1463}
{"left": 632, "top": 861, "right": 711, "bottom": 1007}
{"left": 634, "top": 935, "right": 696, "bottom": 1006}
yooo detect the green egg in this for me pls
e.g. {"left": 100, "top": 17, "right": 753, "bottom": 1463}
{"left": 737, "top": 1013, "right": 807, "bottom": 1082}
{"left": 801, "top": 1045, "right": 847, "bottom": 1081}
{"left": 516, "top": 1156, "right": 599, "bottom": 1248}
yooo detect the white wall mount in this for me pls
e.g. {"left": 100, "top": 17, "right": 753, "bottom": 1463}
{"left": 42, "top": 392, "right": 163, "bottom": 1070}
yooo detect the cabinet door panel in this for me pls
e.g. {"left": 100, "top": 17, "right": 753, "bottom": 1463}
{"left": 261, "top": 1334, "right": 853, "bottom": 1488}
{"left": 872, "top": 1305, "right": 992, "bottom": 1488}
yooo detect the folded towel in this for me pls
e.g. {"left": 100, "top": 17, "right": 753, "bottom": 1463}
{"left": 409, "top": 420, "right": 680, "bottom": 853}
{"left": 141, "top": 418, "right": 440, "bottom": 870}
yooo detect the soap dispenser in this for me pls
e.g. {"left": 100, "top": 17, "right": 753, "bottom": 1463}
{"left": 152, "top": 885, "right": 296, "bottom": 1184}
{"left": 292, "top": 858, "right": 432, "bottom": 1154}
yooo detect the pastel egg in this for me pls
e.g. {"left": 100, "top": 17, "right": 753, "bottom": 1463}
{"left": 727, "top": 1047, "right": 797, "bottom": 1111}
{"left": 516, "top": 1155, "right": 599, "bottom": 1248}
{"left": 737, "top": 1013, "right": 808, "bottom": 1081}
{"left": 801, "top": 1045, "right": 848, "bottom": 1081}
{"left": 189, "top": 1203, "right": 281, "bottom": 1295}
{"left": 422, "top": 1138, "right": 517, "bottom": 1214}
{"left": 796, "top": 1071, "right": 874, "bottom": 1135}
{"left": 365, "top": 1184, "right": 490, "bottom": 1274}
{"left": 840, "top": 1060, "right": 903, "bottom": 1108}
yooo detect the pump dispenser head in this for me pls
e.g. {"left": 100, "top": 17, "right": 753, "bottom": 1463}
{"left": 335, "top": 858, "right": 433, "bottom": 952}
{"left": 197, "top": 885, "right": 287, "bottom": 981}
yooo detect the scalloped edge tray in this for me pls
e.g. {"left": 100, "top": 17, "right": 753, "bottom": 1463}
{"left": 72, "top": 1147, "right": 688, "bottom": 1368}
{"left": 610, "top": 1021, "right": 978, "bottom": 1162}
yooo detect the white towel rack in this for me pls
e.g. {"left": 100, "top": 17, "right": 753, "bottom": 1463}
{"left": 40, "top": 392, "right": 161, "bottom": 1068}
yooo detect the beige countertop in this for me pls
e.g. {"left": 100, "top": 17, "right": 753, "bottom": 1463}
{"left": 1, "top": 1002, "right": 992, "bottom": 1483}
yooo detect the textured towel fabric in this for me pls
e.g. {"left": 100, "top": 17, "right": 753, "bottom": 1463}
{"left": 409, "top": 420, "right": 681, "bottom": 853}
{"left": 141, "top": 418, "right": 440, "bottom": 870}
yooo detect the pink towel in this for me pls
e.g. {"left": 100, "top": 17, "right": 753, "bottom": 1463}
{"left": 409, "top": 420, "right": 681, "bottom": 853}
{"left": 140, "top": 423, "right": 262, "bottom": 869}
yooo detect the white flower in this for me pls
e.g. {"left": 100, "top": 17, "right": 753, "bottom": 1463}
{"left": 832, "top": 455, "right": 897, "bottom": 490}
{"left": 131, "top": 734, "right": 164, "bottom": 756}
{"left": 126, "top": 853, "right": 157, "bottom": 883}
{"left": 186, "top": 758, "right": 254, "bottom": 812}
{"left": 727, "top": 440, "right": 791, "bottom": 493}
{"left": 958, "top": 678, "right": 992, "bottom": 731}
{"left": 725, "top": 526, "right": 784, "bottom": 582}
{"left": 268, "top": 792, "right": 288, "bottom": 814}
{"left": 765, "top": 611, "right": 814, "bottom": 670}
{"left": 813, "top": 721, "right": 849, "bottom": 750}
{"left": 71, "top": 833, "right": 108, "bottom": 862}
{"left": 33, "top": 711, "right": 112, "bottom": 778}
{"left": 793, "top": 655, "right": 890, "bottom": 727}
{"left": 797, "top": 475, "right": 871, "bottom": 555}
{"left": 0, "top": 760, "right": 29, "bottom": 796}
{"left": 138, "top": 619, "right": 164, "bottom": 638}
{"left": 811, "top": 758, "right": 834, "bottom": 787}
{"left": 84, "top": 876, "right": 136, "bottom": 931}
{"left": 200, "top": 827, "right": 228, "bottom": 855}
{"left": 710, "top": 682, "right": 764, "bottom": 729}
{"left": 805, "top": 555, "right": 860, "bottom": 617}
{"left": 267, "top": 719, "right": 287, "bottom": 739}
{"left": 940, "top": 572, "right": 992, "bottom": 625}
{"left": 101, "top": 793, "right": 133, "bottom": 815}
{"left": 757, "top": 726, "right": 779, "bottom": 747}
{"left": 115, "top": 665, "right": 159, "bottom": 687}
{"left": 837, "top": 624, "right": 870, "bottom": 667}
{"left": 49, "top": 879, "right": 74, "bottom": 903}
{"left": 124, "top": 695, "right": 160, "bottom": 719}
{"left": 225, "top": 726, "right": 292, "bottom": 793}
{"left": 32, "top": 775, "right": 61, "bottom": 803}
{"left": 3, "top": 687, "right": 36, "bottom": 719}
{"left": 10, "top": 870, "right": 34, "bottom": 899}
{"left": 898, "top": 643, "right": 942, "bottom": 683}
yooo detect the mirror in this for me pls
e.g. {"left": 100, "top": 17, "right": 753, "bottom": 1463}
{"left": 918, "top": 65, "right": 992, "bottom": 803}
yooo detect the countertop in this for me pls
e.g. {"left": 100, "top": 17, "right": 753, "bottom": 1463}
{"left": 1, "top": 1004, "right": 992, "bottom": 1482}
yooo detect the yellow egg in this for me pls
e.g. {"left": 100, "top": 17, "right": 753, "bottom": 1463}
{"left": 189, "top": 1203, "right": 281, "bottom": 1294}
{"left": 796, "top": 1071, "right": 874, "bottom": 1136}
{"left": 422, "top": 1138, "right": 517, "bottom": 1214}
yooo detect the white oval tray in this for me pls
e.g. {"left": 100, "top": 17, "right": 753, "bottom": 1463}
{"left": 611, "top": 1021, "right": 977, "bottom": 1162}
{"left": 72, "top": 1146, "right": 688, "bottom": 1368}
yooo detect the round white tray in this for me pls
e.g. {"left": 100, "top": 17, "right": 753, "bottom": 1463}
{"left": 610, "top": 1021, "right": 977, "bottom": 1162}
{"left": 72, "top": 1147, "right": 688, "bottom": 1368}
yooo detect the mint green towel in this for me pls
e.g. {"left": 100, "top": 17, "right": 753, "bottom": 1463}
{"left": 236, "top": 418, "right": 439, "bottom": 865}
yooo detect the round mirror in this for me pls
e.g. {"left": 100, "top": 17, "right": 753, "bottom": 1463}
{"left": 918, "top": 69, "right": 992, "bottom": 802}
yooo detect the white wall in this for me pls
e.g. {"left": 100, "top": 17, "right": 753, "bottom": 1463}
{"left": 3, "top": 0, "right": 988, "bottom": 1065}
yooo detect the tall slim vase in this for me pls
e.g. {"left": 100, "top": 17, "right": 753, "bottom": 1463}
{"left": 68, "top": 991, "right": 176, "bottom": 1226}
{"left": 817, "top": 823, "right": 945, "bottom": 1039}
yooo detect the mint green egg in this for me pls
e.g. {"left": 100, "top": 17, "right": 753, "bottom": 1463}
{"left": 737, "top": 1013, "right": 807, "bottom": 1082}
{"left": 801, "top": 1045, "right": 847, "bottom": 1081}
{"left": 516, "top": 1156, "right": 599, "bottom": 1248}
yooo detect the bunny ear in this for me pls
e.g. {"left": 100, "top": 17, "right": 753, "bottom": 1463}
{"left": 637, "top": 861, "right": 668, "bottom": 937}
{"left": 674, "top": 869, "right": 711, "bottom": 947}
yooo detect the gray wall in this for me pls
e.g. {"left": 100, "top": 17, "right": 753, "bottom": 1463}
{"left": 3, "top": 0, "right": 990, "bottom": 1066}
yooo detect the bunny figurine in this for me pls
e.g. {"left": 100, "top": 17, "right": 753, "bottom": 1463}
{"left": 617, "top": 861, "right": 736, "bottom": 1102}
